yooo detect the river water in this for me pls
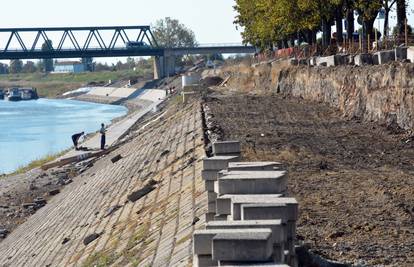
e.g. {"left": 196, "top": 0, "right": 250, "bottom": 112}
{"left": 0, "top": 98, "right": 127, "bottom": 174}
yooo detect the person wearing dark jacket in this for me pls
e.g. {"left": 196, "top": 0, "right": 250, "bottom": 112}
{"left": 100, "top": 123, "right": 106, "bottom": 150}
{"left": 71, "top": 132, "right": 84, "bottom": 150}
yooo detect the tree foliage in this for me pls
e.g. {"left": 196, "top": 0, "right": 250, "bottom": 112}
{"left": 9, "top": 60, "right": 23, "bottom": 74}
{"left": 234, "top": 0, "right": 407, "bottom": 49}
{"left": 152, "top": 17, "right": 197, "bottom": 48}
{"left": 41, "top": 40, "right": 54, "bottom": 72}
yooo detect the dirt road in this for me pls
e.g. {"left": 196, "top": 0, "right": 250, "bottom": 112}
{"left": 205, "top": 93, "right": 414, "bottom": 266}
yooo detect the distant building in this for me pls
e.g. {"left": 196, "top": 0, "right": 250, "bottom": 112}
{"left": 54, "top": 61, "right": 86, "bottom": 73}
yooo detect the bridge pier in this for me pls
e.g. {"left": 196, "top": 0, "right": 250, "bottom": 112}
{"left": 153, "top": 54, "right": 176, "bottom": 79}
{"left": 154, "top": 56, "right": 165, "bottom": 80}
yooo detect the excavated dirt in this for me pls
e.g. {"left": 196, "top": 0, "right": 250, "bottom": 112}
{"left": 205, "top": 93, "right": 414, "bottom": 267}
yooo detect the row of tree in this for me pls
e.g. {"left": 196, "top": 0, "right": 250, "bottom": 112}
{"left": 234, "top": 0, "right": 409, "bottom": 49}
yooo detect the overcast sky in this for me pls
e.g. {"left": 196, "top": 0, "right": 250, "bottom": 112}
{"left": 0, "top": 0, "right": 413, "bottom": 64}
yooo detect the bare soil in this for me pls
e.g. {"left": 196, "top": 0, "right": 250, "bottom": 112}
{"left": 205, "top": 93, "right": 414, "bottom": 266}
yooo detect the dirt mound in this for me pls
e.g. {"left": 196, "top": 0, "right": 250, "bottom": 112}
{"left": 205, "top": 94, "right": 414, "bottom": 267}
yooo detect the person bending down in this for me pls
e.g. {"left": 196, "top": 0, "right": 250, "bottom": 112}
{"left": 71, "top": 132, "right": 84, "bottom": 150}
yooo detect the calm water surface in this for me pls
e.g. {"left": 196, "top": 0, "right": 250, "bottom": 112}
{"left": 0, "top": 98, "right": 127, "bottom": 174}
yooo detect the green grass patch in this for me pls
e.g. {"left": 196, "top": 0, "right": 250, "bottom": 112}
{"left": 82, "top": 251, "right": 119, "bottom": 267}
{"left": 0, "top": 69, "right": 153, "bottom": 98}
{"left": 10, "top": 149, "right": 69, "bottom": 175}
{"left": 0, "top": 69, "right": 151, "bottom": 84}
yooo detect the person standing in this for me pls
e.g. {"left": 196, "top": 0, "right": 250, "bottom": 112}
{"left": 71, "top": 132, "right": 84, "bottom": 150}
{"left": 100, "top": 123, "right": 106, "bottom": 150}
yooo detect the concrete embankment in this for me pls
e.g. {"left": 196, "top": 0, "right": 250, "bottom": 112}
{"left": 208, "top": 61, "right": 414, "bottom": 130}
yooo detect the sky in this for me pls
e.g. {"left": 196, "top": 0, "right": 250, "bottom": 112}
{"left": 0, "top": 0, "right": 413, "bottom": 64}
{"left": 0, "top": 0, "right": 242, "bottom": 44}
{"left": 0, "top": 0, "right": 242, "bottom": 63}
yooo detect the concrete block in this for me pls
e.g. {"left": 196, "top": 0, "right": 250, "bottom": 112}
{"left": 344, "top": 54, "right": 354, "bottom": 65}
{"left": 374, "top": 50, "right": 395, "bottom": 64}
{"left": 202, "top": 170, "right": 219, "bottom": 181}
{"left": 206, "top": 220, "right": 286, "bottom": 244}
{"left": 208, "top": 191, "right": 217, "bottom": 203}
{"left": 298, "top": 59, "right": 307, "bottom": 65}
{"left": 395, "top": 47, "right": 408, "bottom": 61}
{"left": 316, "top": 55, "right": 344, "bottom": 67}
{"left": 216, "top": 195, "right": 299, "bottom": 221}
{"left": 212, "top": 229, "right": 273, "bottom": 262}
{"left": 354, "top": 53, "right": 373, "bottom": 66}
{"left": 241, "top": 203, "right": 298, "bottom": 222}
{"left": 308, "top": 57, "right": 317, "bottom": 66}
{"left": 205, "top": 180, "right": 215, "bottom": 191}
{"left": 205, "top": 212, "right": 216, "bottom": 223}
{"left": 213, "top": 141, "right": 241, "bottom": 155}
{"left": 214, "top": 214, "right": 229, "bottom": 221}
{"left": 194, "top": 229, "right": 271, "bottom": 256}
{"left": 228, "top": 162, "right": 282, "bottom": 171}
{"left": 203, "top": 156, "right": 240, "bottom": 171}
{"left": 407, "top": 47, "right": 414, "bottom": 62}
{"left": 216, "top": 194, "right": 283, "bottom": 216}
{"left": 217, "top": 171, "right": 288, "bottom": 195}
{"left": 193, "top": 254, "right": 217, "bottom": 267}
{"left": 208, "top": 201, "right": 217, "bottom": 213}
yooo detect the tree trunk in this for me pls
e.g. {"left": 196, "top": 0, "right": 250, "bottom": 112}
{"left": 282, "top": 39, "right": 289, "bottom": 48}
{"left": 363, "top": 19, "right": 375, "bottom": 52}
{"left": 346, "top": 8, "right": 354, "bottom": 41}
{"left": 397, "top": 0, "right": 406, "bottom": 35}
{"left": 306, "top": 30, "right": 314, "bottom": 45}
{"left": 322, "top": 19, "right": 332, "bottom": 47}
{"left": 384, "top": 9, "right": 390, "bottom": 37}
{"left": 336, "top": 9, "right": 344, "bottom": 44}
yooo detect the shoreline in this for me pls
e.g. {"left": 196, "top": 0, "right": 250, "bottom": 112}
{"left": 0, "top": 97, "right": 129, "bottom": 176}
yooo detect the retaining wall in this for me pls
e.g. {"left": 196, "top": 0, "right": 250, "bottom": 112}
{"left": 209, "top": 62, "right": 414, "bottom": 130}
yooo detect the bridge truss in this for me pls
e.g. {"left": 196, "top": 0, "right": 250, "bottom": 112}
{"left": 0, "top": 26, "right": 163, "bottom": 59}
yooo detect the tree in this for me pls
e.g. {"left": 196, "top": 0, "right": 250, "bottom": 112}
{"left": 383, "top": 0, "right": 397, "bottom": 37}
{"left": 344, "top": 0, "right": 355, "bottom": 41}
{"left": 95, "top": 62, "right": 112, "bottom": 72}
{"left": 152, "top": 17, "right": 197, "bottom": 48}
{"left": 82, "top": 57, "right": 95, "bottom": 72}
{"left": 396, "top": 0, "right": 407, "bottom": 36}
{"left": 22, "top": 61, "right": 37, "bottom": 73}
{"left": 0, "top": 63, "right": 8, "bottom": 74}
{"left": 9, "top": 60, "right": 23, "bottom": 73}
{"left": 354, "top": 0, "right": 382, "bottom": 48}
{"left": 41, "top": 40, "right": 54, "bottom": 72}
{"left": 126, "top": 57, "right": 135, "bottom": 70}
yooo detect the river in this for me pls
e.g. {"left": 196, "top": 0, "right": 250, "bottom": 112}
{"left": 0, "top": 98, "right": 127, "bottom": 174}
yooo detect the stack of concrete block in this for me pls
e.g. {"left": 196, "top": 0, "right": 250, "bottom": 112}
{"left": 202, "top": 155, "right": 240, "bottom": 221}
{"left": 194, "top": 228, "right": 286, "bottom": 266}
{"left": 195, "top": 141, "right": 299, "bottom": 267}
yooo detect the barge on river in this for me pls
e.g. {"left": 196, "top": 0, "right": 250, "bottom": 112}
{"left": 1, "top": 87, "right": 39, "bottom": 101}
